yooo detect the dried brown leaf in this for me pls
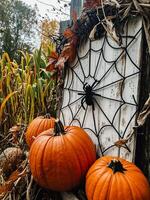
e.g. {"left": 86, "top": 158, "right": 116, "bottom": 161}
{"left": 102, "top": 19, "right": 121, "bottom": 45}
{"left": 9, "top": 125, "right": 21, "bottom": 133}
{"left": 9, "top": 125, "right": 21, "bottom": 144}
{"left": 114, "top": 139, "right": 128, "bottom": 147}
{"left": 55, "top": 56, "right": 67, "bottom": 70}
{"left": 137, "top": 96, "right": 150, "bottom": 126}
{"left": 46, "top": 51, "right": 59, "bottom": 73}
{"left": 56, "top": 43, "right": 76, "bottom": 70}
{"left": 0, "top": 168, "right": 26, "bottom": 198}
{"left": 89, "top": 22, "right": 101, "bottom": 40}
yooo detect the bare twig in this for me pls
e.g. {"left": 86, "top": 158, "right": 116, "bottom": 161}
{"left": 26, "top": 175, "right": 33, "bottom": 200}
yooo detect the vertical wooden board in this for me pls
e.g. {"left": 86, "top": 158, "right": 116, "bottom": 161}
{"left": 60, "top": 18, "right": 142, "bottom": 161}
{"left": 119, "top": 18, "right": 142, "bottom": 161}
{"left": 93, "top": 34, "right": 127, "bottom": 156}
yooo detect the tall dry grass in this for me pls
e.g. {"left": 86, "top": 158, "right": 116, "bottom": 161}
{"left": 0, "top": 48, "right": 57, "bottom": 137}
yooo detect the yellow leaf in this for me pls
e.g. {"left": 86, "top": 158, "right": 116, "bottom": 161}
{"left": 0, "top": 91, "right": 18, "bottom": 122}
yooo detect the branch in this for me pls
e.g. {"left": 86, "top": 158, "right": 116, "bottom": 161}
{"left": 36, "top": 0, "right": 70, "bottom": 16}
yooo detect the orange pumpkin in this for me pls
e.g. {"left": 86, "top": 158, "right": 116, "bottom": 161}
{"left": 29, "top": 120, "right": 96, "bottom": 191}
{"left": 25, "top": 114, "right": 55, "bottom": 147}
{"left": 86, "top": 156, "right": 150, "bottom": 200}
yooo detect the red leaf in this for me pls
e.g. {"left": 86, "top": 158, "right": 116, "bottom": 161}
{"left": 46, "top": 51, "right": 59, "bottom": 73}
{"left": 49, "top": 51, "right": 59, "bottom": 60}
{"left": 56, "top": 42, "right": 76, "bottom": 69}
{"left": 46, "top": 64, "right": 56, "bottom": 73}
{"left": 56, "top": 56, "right": 67, "bottom": 70}
{"left": 63, "top": 28, "right": 74, "bottom": 40}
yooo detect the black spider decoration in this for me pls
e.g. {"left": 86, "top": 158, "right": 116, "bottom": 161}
{"left": 78, "top": 80, "right": 100, "bottom": 110}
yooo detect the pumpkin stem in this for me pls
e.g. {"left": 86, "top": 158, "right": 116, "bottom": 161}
{"left": 108, "top": 159, "right": 127, "bottom": 173}
{"left": 44, "top": 113, "right": 51, "bottom": 119}
{"left": 54, "top": 119, "right": 65, "bottom": 136}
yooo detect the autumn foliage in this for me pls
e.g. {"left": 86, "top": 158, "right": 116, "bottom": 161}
{"left": 46, "top": 27, "right": 78, "bottom": 76}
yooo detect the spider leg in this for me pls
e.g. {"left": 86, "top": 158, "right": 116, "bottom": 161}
{"left": 91, "top": 79, "right": 99, "bottom": 88}
{"left": 81, "top": 97, "right": 86, "bottom": 110}
{"left": 92, "top": 97, "right": 97, "bottom": 110}
{"left": 83, "top": 83, "right": 88, "bottom": 91}
{"left": 78, "top": 92, "right": 85, "bottom": 96}
{"left": 93, "top": 93, "right": 101, "bottom": 97}
{"left": 91, "top": 101, "right": 95, "bottom": 110}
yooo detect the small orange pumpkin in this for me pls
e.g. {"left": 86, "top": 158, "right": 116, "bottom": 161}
{"left": 25, "top": 114, "right": 55, "bottom": 147}
{"left": 29, "top": 119, "right": 96, "bottom": 191}
{"left": 86, "top": 156, "right": 150, "bottom": 200}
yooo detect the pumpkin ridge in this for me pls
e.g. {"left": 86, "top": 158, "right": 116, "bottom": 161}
{"left": 55, "top": 135, "right": 79, "bottom": 191}
{"left": 29, "top": 139, "right": 40, "bottom": 182}
{"left": 68, "top": 129, "right": 96, "bottom": 164}
{"left": 64, "top": 135, "right": 83, "bottom": 179}
{"left": 26, "top": 119, "right": 40, "bottom": 145}
{"left": 32, "top": 119, "right": 44, "bottom": 140}
{"left": 42, "top": 118, "right": 49, "bottom": 133}
{"left": 35, "top": 137, "right": 50, "bottom": 186}
{"left": 97, "top": 173, "right": 113, "bottom": 200}
{"left": 103, "top": 172, "right": 114, "bottom": 200}
{"left": 86, "top": 163, "right": 109, "bottom": 200}
{"left": 92, "top": 171, "right": 109, "bottom": 200}
{"left": 26, "top": 116, "right": 55, "bottom": 147}
{"left": 86, "top": 162, "right": 106, "bottom": 179}
{"left": 86, "top": 172, "right": 100, "bottom": 200}
{"left": 42, "top": 136, "right": 54, "bottom": 188}
{"left": 58, "top": 135, "right": 75, "bottom": 191}
{"left": 107, "top": 172, "right": 119, "bottom": 200}
{"left": 125, "top": 172, "right": 148, "bottom": 200}
{"left": 121, "top": 173, "right": 136, "bottom": 200}
{"left": 68, "top": 133, "right": 93, "bottom": 167}
{"left": 62, "top": 136, "right": 79, "bottom": 189}
{"left": 30, "top": 136, "right": 48, "bottom": 185}
{"left": 35, "top": 118, "right": 44, "bottom": 133}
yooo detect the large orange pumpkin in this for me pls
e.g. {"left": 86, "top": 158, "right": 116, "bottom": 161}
{"left": 86, "top": 156, "right": 150, "bottom": 200}
{"left": 25, "top": 114, "right": 55, "bottom": 147}
{"left": 29, "top": 120, "right": 96, "bottom": 191}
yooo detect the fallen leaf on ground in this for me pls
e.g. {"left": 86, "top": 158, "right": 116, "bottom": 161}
{"left": 0, "top": 168, "right": 26, "bottom": 199}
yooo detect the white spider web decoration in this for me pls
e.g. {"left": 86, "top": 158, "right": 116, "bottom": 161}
{"left": 59, "top": 18, "right": 143, "bottom": 161}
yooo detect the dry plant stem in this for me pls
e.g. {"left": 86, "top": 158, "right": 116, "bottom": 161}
{"left": 26, "top": 175, "right": 33, "bottom": 200}
{"left": 34, "top": 188, "right": 42, "bottom": 200}
{"left": 0, "top": 132, "right": 12, "bottom": 144}
{"left": 9, "top": 193, "right": 12, "bottom": 200}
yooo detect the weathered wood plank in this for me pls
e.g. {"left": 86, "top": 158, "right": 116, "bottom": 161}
{"left": 119, "top": 18, "right": 143, "bottom": 161}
